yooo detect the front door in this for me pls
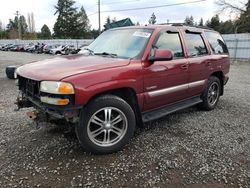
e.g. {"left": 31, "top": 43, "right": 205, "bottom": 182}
{"left": 143, "top": 30, "right": 189, "bottom": 111}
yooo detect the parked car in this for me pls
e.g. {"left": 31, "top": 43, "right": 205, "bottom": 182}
{"left": 61, "top": 45, "right": 77, "bottom": 55}
{"left": 9, "top": 44, "right": 24, "bottom": 52}
{"left": 2, "top": 44, "right": 14, "bottom": 51}
{"left": 23, "top": 43, "right": 34, "bottom": 52}
{"left": 15, "top": 24, "right": 230, "bottom": 154}
{"left": 43, "top": 44, "right": 59, "bottom": 54}
{"left": 0, "top": 44, "right": 5, "bottom": 50}
{"left": 49, "top": 45, "right": 66, "bottom": 55}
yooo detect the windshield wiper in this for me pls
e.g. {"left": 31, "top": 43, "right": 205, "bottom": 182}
{"left": 94, "top": 52, "right": 118, "bottom": 58}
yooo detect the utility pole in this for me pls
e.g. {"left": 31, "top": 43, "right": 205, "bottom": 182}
{"left": 14, "top": 11, "right": 22, "bottom": 39}
{"left": 98, "top": 0, "right": 101, "bottom": 34}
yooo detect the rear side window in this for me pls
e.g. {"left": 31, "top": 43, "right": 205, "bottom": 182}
{"left": 204, "top": 31, "right": 228, "bottom": 54}
{"left": 185, "top": 33, "right": 208, "bottom": 57}
{"left": 154, "top": 32, "right": 184, "bottom": 58}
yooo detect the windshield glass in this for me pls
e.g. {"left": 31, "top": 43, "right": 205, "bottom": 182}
{"left": 87, "top": 28, "right": 153, "bottom": 59}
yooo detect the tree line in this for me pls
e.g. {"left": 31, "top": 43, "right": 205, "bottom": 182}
{"left": 0, "top": 0, "right": 250, "bottom": 39}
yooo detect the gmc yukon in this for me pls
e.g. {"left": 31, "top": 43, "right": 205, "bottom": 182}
{"left": 16, "top": 24, "right": 230, "bottom": 154}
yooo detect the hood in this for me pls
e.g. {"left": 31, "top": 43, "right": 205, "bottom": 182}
{"left": 16, "top": 55, "right": 130, "bottom": 81}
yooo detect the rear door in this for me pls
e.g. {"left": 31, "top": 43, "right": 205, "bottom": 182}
{"left": 143, "top": 29, "right": 189, "bottom": 111}
{"left": 183, "top": 30, "right": 210, "bottom": 97}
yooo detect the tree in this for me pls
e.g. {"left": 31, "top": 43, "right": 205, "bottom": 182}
{"left": 184, "top": 15, "right": 194, "bottom": 25}
{"left": 219, "top": 20, "right": 234, "bottom": 34}
{"left": 53, "top": 0, "right": 90, "bottom": 39}
{"left": 112, "top": 17, "right": 117, "bottom": 23}
{"left": 215, "top": 0, "right": 247, "bottom": 14}
{"left": 208, "top": 15, "right": 221, "bottom": 31}
{"left": 76, "top": 6, "right": 91, "bottom": 38}
{"left": 19, "top": 15, "right": 28, "bottom": 34}
{"left": 0, "top": 21, "right": 8, "bottom": 39}
{"left": 237, "top": 1, "right": 250, "bottom": 32}
{"left": 40, "top": 24, "right": 52, "bottom": 39}
{"left": 148, "top": 13, "right": 157, "bottom": 24}
{"left": 27, "top": 13, "right": 35, "bottom": 33}
{"left": 54, "top": 0, "right": 78, "bottom": 38}
{"left": 199, "top": 18, "right": 204, "bottom": 26}
{"left": 6, "top": 15, "right": 28, "bottom": 39}
{"left": 105, "top": 16, "right": 111, "bottom": 25}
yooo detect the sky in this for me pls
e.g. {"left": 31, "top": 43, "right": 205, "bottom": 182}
{"left": 0, "top": 0, "right": 233, "bottom": 32}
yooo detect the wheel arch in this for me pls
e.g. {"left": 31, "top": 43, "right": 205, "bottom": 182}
{"left": 86, "top": 87, "right": 144, "bottom": 127}
{"left": 210, "top": 71, "right": 224, "bottom": 96}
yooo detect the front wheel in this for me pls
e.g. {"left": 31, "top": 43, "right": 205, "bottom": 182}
{"left": 76, "top": 95, "right": 136, "bottom": 154}
{"left": 200, "top": 76, "right": 221, "bottom": 111}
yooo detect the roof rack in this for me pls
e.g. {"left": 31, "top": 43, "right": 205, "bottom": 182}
{"left": 158, "top": 22, "right": 213, "bottom": 30}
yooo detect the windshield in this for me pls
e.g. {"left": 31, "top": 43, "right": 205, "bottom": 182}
{"left": 86, "top": 28, "right": 153, "bottom": 59}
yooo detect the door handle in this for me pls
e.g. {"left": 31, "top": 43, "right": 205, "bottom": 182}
{"left": 181, "top": 64, "right": 188, "bottom": 70}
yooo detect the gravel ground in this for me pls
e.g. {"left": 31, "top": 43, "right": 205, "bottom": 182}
{"left": 0, "top": 51, "right": 249, "bottom": 188}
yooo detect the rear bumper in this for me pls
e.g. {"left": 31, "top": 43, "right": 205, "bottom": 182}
{"left": 224, "top": 74, "right": 229, "bottom": 85}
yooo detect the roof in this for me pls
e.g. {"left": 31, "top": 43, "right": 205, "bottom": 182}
{"left": 110, "top": 23, "right": 215, "bottom": 33}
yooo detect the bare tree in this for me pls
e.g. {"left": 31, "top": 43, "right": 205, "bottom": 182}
{"left": 31, "top": 13, "right": 35, "bottom": 32}
{"left": 215, "top": 0, "right": 247, "bottom": 14}
{"left": 27, "top": 13, "right": 35, "bottom": 33}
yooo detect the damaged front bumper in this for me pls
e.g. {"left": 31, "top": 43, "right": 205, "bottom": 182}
{"left": 16, "top": 92, "right": 82, "bottom": 121}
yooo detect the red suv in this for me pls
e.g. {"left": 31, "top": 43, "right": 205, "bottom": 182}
{"left": 16, "top": 24, "right": 230, "bottom": 154}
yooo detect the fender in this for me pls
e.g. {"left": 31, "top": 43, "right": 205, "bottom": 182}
{"left": 74, "top": 79, "right": 142, "bottom": 105}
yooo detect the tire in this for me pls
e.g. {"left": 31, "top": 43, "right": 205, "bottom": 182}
{"left": 200, "top": 76, "right": 221, "bottom": 111}
{"left": 76, "top": 95, "right": 136, "bottom": 154}
{"left": 5, "top": 66, "right": 17, "bottom": 79}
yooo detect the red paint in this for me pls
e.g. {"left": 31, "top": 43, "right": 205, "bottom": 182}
{"left": 16, "top": 25, "right": 230, "bottom": 113}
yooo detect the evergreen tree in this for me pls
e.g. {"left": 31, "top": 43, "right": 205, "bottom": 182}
{"left": 53, "top": 0, "right": 78, "bottom": 38}
{"left": 6, "top": 15, "right": 28, "bottom": 39}
{"left": 76, "top": 6, "right": 91, "bottom": 38}
{"left": 40, "top": 24, "right": 52, "bottom": 39}
{"left": 207, "top": 15, "right": 221, "bottom": 31}
{"left": 105, "top": 16, "right": 111, "bottom": 25}
{"left": 19, "top": 15, "right": 28, "bottom": 34}
{"left": 53, "top": 0, "right": 90, "bottom": 38}
{"left": 184, "top": 16, "right": 194, "bottom": 25}
{"left": 219, "top": 20, "right": 234, "bottom": 34}
{"left": 112, "top": 17, "right": 117, "bottom": 23}
{"left": 199, "top": 18, "right": 204, "bottom": 26}
{"left": 149, "top": 13, "right": 157, "bottom": 24}
{"left": 237, "top": 1, "right": 250, "bottom": 33}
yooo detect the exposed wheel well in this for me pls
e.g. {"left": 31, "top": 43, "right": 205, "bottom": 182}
{"left": 87, "top": 88, "right": 143, "bottom": 127}
{"left": 211, "top": 71, "right": 224, "bottom": 95}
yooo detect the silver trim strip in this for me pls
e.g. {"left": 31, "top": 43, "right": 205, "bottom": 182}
{"left": 189, "top": 80, "right": 206, "bottom": 88}
{"left": 149, "top": 83, "right": 188, "bottom": 97}
{"left": 148, "top": 80, "right": 206, "bottom": 97}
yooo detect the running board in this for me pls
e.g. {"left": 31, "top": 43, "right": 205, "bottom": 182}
{"left": 142, "top": 97, "right": 202, "bottom": 123}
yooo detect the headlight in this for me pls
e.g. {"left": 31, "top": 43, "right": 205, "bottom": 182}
{"left": 40, "top": 81, "right": 74, "bottom": 94}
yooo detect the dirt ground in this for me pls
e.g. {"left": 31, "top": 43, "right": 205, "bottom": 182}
{"left": 0, "top": 51, "right": 249, "bottom": 188}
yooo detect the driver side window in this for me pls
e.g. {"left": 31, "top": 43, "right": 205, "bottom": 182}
{"left": 154, "top": 32, "right": 184, "bottom": 58}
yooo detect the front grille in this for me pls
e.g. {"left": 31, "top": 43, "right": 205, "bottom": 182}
{"left": 18, "top": 76, "right": 40, "bottom": 101}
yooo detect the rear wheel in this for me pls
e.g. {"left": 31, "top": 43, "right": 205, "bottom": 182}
{"left": 200, "top": 76, "right": 221, "bottom": 110}
{"left": 76, "top": 95, "right": 136, "bottom": 154}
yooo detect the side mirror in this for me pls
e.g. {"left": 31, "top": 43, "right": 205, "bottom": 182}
{"left": 149, "top": 49, "right": 173, "bottom": 63}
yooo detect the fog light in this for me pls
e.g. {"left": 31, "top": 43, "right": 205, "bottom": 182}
{"left": 40, "top": 96, "right": 69, "bottom": 105}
